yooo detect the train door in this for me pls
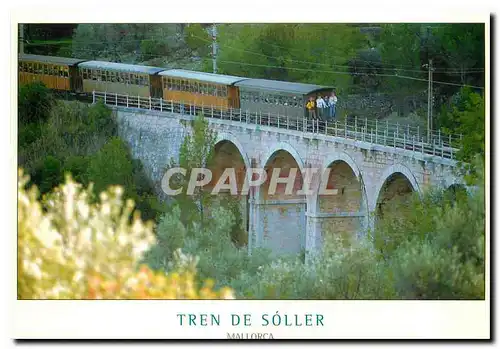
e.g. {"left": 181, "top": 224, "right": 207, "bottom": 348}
{"left": 228, "top": 86, "right": 240, "bottom": 109}
{"left": 70, "top": 65, "right": 82, "bottom": 92}
{"left": 150, "top": 75, "right": 163, "bottom": 98}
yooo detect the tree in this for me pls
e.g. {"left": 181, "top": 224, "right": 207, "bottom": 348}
{"left": 439, "top": 87, "right": 485, "bottom": 183}
{"left": 18, "top": 169, "right": 234, "bottom": 299}
{"left": 212, "top": 24, "right": 366, "bottom": 92}
{"left": 87, "top": 137, "right": 135, "bottom": 197}
{"left": 165, "top": 114, "right": 217, "bottom": 227}
{"left": 18, "top": 81, "right": 55, "bottom": 125}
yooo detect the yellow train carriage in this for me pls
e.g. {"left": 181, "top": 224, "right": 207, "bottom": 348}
{"left": 18, "top": 54, "right": 86, "bottom": 91}
{"left": 158, "top": 70, "right": 247, "bottom": 111}
{"left": 78, "top": 61, "right": 165, "bottom": 98}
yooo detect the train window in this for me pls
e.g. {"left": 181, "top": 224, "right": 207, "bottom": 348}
{"left": 42, "top": 64, "right": 48, "bottom": 75}
{"left": 143, "top": 75, "right": 149, "bottom": 86}
{"left": 27, "top": 63, "right": 32, "bottom": 73}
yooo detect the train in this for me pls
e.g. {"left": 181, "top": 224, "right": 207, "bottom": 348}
{"left": 18, "top": 54, "right": 335, "bottom": 120}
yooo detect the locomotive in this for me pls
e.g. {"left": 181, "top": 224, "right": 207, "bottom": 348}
{"left": 18, "top": 54, "right": 334, "bottom": 120}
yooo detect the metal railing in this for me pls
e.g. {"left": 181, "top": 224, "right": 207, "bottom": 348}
{"left": 93, "top": 91, "right": 461, "bottom": 160}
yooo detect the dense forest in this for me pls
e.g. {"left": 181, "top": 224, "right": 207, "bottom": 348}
{"left": 18, "top": 23, "right": 486, "bottom": 300}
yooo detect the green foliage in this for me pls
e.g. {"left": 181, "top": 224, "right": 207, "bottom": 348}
{"left": 18, "top": 122, "right": 43, "bottom": 146}
{"left": 166, "top": 114, "right": 217, "bottom": 226}
{"left": 31, "top": 155, "right": 63, "bottom": 195}
{"left": 372, "top": 159, "right": 485, "bottom": 300}
{"left": 18, "top": 82, "right": 55, "bottom": 125}
{"left": 185, "top": 24, "right": 211, "bottom": 57}
{"left": 391, "top": 238, "right": 484, "bottom": 299}
{"left": 18, "top": 98, "right": 162, "bottom": 222}
{"left": 87, "top": 137, "right": 135, "bottom": 198}
{"left": 212, "top": 24, "right": 365, "bottom": 93}
{"left": 62, "top": 155, "right": 90, "bottom": 185}
{"left": 439, "top": 88, "right": 485, "bottom": 183}
{"left": 143, "top": 203, "right": 273, "bottom": 293}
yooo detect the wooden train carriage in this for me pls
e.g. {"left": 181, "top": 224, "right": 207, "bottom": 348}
{"left": 18, "top": 54, "right": 87, "bottom": 91}
{"left": 158, "top": 70, "right": 247, "bottom": 110}
{"left": 234, "top": 79, "right": 334, "bottom": 119}
{"left": 78, "top": 61, "right": 165, "bottom": 98}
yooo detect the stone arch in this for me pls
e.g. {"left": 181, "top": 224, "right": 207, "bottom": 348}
{"left": 256, "top": 142, "right": 306, "bottom": 256}
{"left": 256, "top": 141, "right": 305, "bottom": 202}
{"left": 371, "top": 163, "right": 421, "bottom": 212}
{"left": 215, "top": 131, "right": 252, "bottom": 182}
{"left": 209, "top": 132, "right": 252, "bottom": 247}
{"left": 373, "top": 163, "right": 421, "bottom": 220}
{"left": 313, "top": 151, "right": 369, "bottom": 243}
{"left": 259, "top": 141, "right": 305, "bottom": 173}
{"left": 311, "top": 151, "right": 368, "bottom": 213}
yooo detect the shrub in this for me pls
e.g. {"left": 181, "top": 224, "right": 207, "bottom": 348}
{"left": 17, "top": 169, "right": 234, "bottom": 300}
{"left": 87, "top": 137, "right": 135, "bottom": 197}
{"left": 31, "top": 155, "right": 63, "bottom": 195}
{"left": 63, "top": 155, "right": 90, "bottom": 185}
{"left": 18, "top": 81, "right": 55, "bottom": 125}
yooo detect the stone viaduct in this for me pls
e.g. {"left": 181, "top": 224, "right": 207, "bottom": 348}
{"left": 113, "top": 106, "right": 462, "bottom": 257}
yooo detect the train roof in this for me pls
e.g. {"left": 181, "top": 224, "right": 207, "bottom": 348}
{"left": 235, "top": 78, "right": 333, "bottom": 95}
{"left": 78, "top": 60, "right": 165, "bottom": 75}
{"left": 159, "top": 69, "right": 247, "bottom": 86}
{"left": 18, "top": 54, "right": 87, "bottom": 66}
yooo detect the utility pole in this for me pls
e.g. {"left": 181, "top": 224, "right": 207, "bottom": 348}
{"left": 212, "top": 23, "right": 217, "bottom": 74}
{"left": 19, "top": 24, "right": 24, "bottom": 54}
{"left": 425, "top": 59, "right": 433, "bottom": 142}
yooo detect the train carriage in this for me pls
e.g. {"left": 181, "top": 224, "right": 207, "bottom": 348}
{"left": 158, "top": 69, "right": 247, "bottom": 110}
{"left": 78, "top": 61, "right": 165, "bottom": 98}
{"left": 18, "top": 54, "right": 87, "bottom": 92}
{"left": 234, "top": 79, "right": 334, "bottom": 119}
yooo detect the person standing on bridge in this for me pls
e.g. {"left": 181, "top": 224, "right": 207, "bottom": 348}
{"left": 306, "top": 97, "right": 316, "bottom": 119}
{"left": 316, "top": 95, "right": 326, "bottom": 120}
{"left": 328, "top": 91, "right": 338, "bottom": 120}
